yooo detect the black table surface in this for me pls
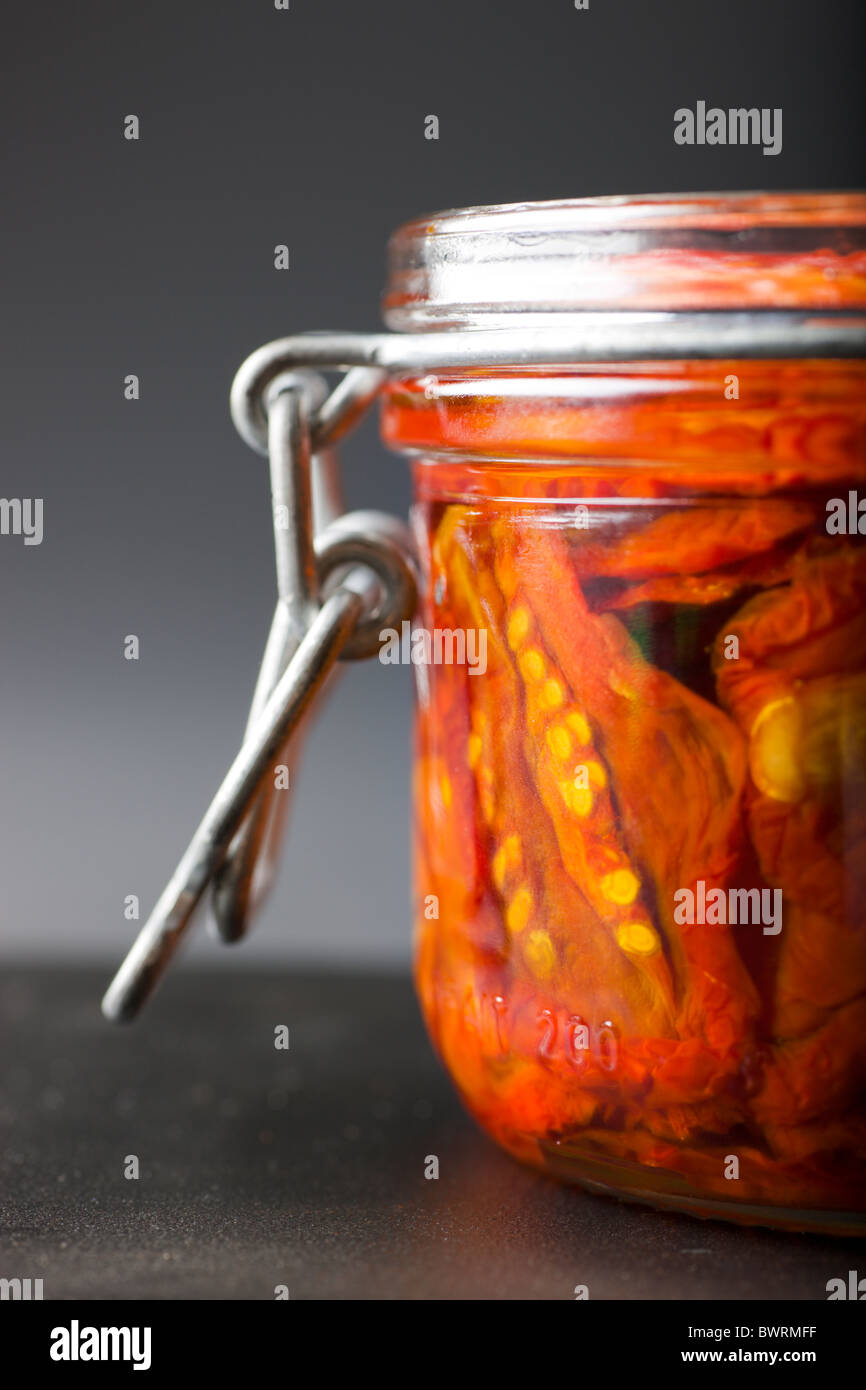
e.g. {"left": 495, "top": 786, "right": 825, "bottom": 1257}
{"left": 0, "top": 967, "right": 860, "bottom": 1300}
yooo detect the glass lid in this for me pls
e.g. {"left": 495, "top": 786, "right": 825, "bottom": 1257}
{"left": 382, "top": 192, "right": 866, "bottom": 329}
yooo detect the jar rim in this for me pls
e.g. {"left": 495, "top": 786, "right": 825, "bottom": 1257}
{"left": 382, "top": 191, "right": 866, "bottom": 329}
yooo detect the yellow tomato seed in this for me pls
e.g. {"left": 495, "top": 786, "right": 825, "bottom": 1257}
{"left": 503, "top": 833, "right": 522, "bottom": 868}
{"left": 519, "top": 648, "right": 546, "bottom": 682}
{"left": 601, "top": 868, "right": 641, "bottom": 905}
{"left": 616, "top": 921, "right": 659, "bottom": 956}
{"left": 506, "top": 886, "right": 533, "bottom": 934}
{"left": 560, "top": 781, "right": 593, "bottom": 817}
{"left": 542, "top": 678, "right": 565, "bottom": 709}
{"left": 586, "top": 759, "right": 608, "bottom": 789}
{"left": 507, "top": 607, "right": 531, "bottom": 649}
{"left": 546, "top": 724, "right": 573, "bottom": 760}
{"left": 566, "top": 711, "right": 591, "bottom": 743}
{"left": 523, "top": 929, "right": 556, "bottom": 979}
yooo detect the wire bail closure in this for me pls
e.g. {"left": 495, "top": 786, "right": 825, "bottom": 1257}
{"left": 102, "top": 357, "right": 416, "bottom": 1023}
{"left": 103, "top": 312, "right": 866, "bottom": 1023}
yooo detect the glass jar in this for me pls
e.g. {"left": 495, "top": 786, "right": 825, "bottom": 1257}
{"left": 104, "top": 191, "right": 866, "bottom": 1234}
{"left": 381, "top": 193, "right": 866, "bottom": 1231}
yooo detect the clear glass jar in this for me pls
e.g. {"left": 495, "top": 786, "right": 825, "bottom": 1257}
{"left": 381, "top": 193, "right": 866, "bottom": 1231}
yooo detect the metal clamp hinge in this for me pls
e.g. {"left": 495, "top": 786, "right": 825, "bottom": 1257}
{"left": 102, "top": 358, "right": 416, "bottom": 1022}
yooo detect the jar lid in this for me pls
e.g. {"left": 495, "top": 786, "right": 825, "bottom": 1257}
{"left": 382, "top": 192, "right": 866, "bottom": 329}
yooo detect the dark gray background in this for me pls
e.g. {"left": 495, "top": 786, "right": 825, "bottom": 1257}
{"left": 2, "top": 0, "right": 864, "bottom": 968}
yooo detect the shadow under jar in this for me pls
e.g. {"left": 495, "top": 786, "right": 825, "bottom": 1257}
{"left": 380, "top": 193, "right": 866, "bottom": 1232}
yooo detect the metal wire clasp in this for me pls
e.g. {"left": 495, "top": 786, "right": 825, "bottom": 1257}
{"left": 102, "top": 355, "right": 416, "bottom": 1022}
